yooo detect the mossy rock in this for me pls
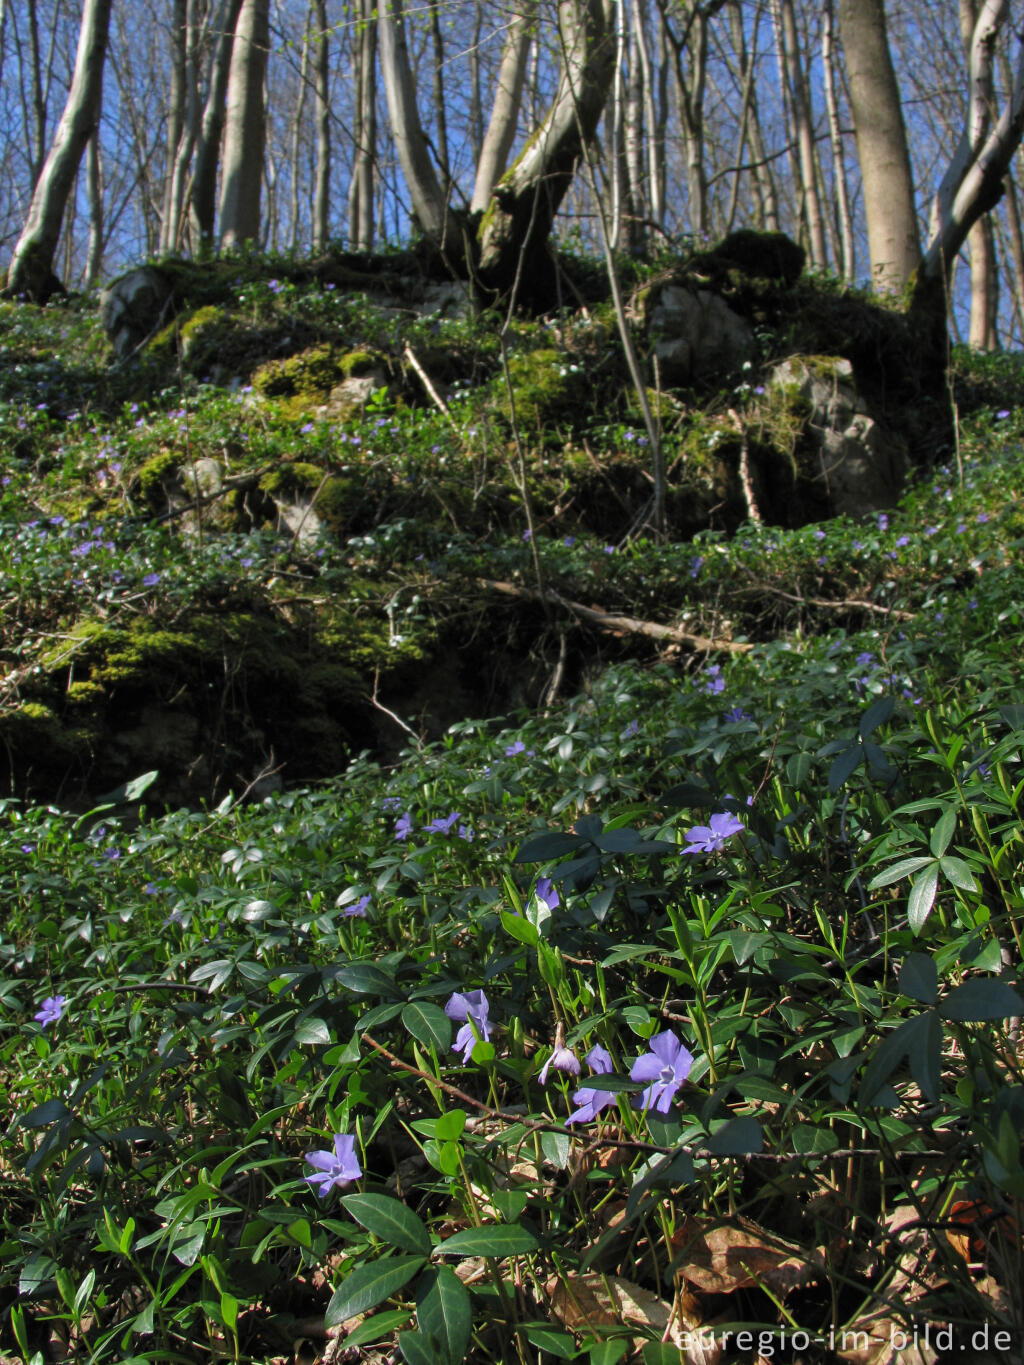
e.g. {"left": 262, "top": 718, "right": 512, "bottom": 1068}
{"left": 134, "top": 449, "right": 184, "bottom": 513}
{"left": 252, "top": 344, "right": 384, "bottom": 400}
{"left": 494, "top": 347, "right": 593, "bottom": 433}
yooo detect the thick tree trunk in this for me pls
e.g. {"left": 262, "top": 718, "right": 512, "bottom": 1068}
{"left": 5, "top": 0, "right": 112, "bottom": 301}
{"left": 840, "top": 0, "right": 920, "bottom": 291}
{"left": 967, "top": 213, "right": 999, "bottom": 348}
{"left": 219, "top": 0, "right": 270, "bottom": 250}
{"left": 476, "top": 0, "right": 617, "bottom": 297}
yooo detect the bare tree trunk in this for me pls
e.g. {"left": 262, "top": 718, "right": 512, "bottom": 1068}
{"left": 468, "top": 3, "right": 483, "bottom": 164}
{"left": 623, "top": 0, "right": 646, "bottom": 252}
{"left": 289, "top": 6, "right": 312, "bottom": 251}
{"left": 470, "top": 3, "right": 533, "bottom": 213}
{"left": 313, "top": 0, "right": 330, "bottom": 248}
{"left": 967, "top": 213, "right": 999, "bottom": 347}
{"left": 164, "top": 0, "right": 203, "bottom": 254}
{"left": 1002, "top": 171, "right": 1024, "bottom": 341}
{"left": 633, "top": 0, "right": 664, "bottom": 231}
{"left": 219, "top": 0, "right": 269, "bottom": 250}
{"left": 658, "top": 0, "right": 723, "bottom": 239}
{"left": 778, "top": 0, "right": 827, "bottom": 267}
{"left": 840, "top": 0, "right": 920, "bottom": 290}
{"left": 349, "top": 0, "right": 377, "bottom": 249}
{"left": 822, "top": 0, "right": 854, "bottom": 279}
{"left": 190, "top": 0, "right": 244, "bottom": 252}
{"left": 378, "top": 0, "right": 448, "bottom": 241}
{"left": 160, "top": 0, "right": 188, "bottom": 254}
{"left": 5, "top": 0, "right": 112, "bottom": 301}
{"left": 85, "top": 123, "right": 103, "bottom": 286}
{"left": 476, "top": 0, "right": 617, "bottom": 295}
{"left": 726, "top": 0, "right": 777, "bottom": 232}
{"left": 429, "top": 2, "right": 451, "bottom": 196}
{"left": 607, "top": 0, "right": 628, "bottom": 248}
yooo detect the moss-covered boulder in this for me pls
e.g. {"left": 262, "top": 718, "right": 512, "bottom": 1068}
{"left": 494, "top": 347, "right": 594, "bottom": 434}
{"left": 252, "top": 345, "right": 389, "bottom": 420}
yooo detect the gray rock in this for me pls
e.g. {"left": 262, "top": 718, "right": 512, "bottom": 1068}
{"left": 321, "top": 369, "right": 388, "bottom": 419}
{"left": 100, "top": 266, "right": 174, "bottom": 359}
{"left": 647, "top": 285, "right": 757, "bottom": 384}
{"left": 769, "top": 356, "right": 907, "bottom": 517}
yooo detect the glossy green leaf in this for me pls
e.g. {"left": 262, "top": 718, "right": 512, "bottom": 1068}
{"left": 899, "top": 952, "right": 938, "bottom": 1005}
{"left": 325, "top": 1255, "right": 427, "bottom": 1327}
{"left": 342, "top": 1194, "right": 432, "bottom": 1256}
{"left": 402, "top": 1003, "right": 451, "bottom": 1053}
{"left": 908, "top": 863, "right": 940, "bottom": 933}
{"left": 941, "top": 979, "right": 1024, "bottom": 1021}
{"left": 416, "top": 1264, "right": 471, "bottom": 1365}
{"left": 435, "top": 1223, "right": 540, "bottom": 1258}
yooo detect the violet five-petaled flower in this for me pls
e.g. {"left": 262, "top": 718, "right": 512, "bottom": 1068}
{"left": 630, "top": 1030, "right": 694, "bottom": 1115}
{"left": 682, "top": 811, "right": 744, "bottom": 855}
{"left": 445, "top": 989, "right": 491, "bottom": 1062}
{"left": 534, "top": 878, "right": 560, "bottom": 912}
{"left": 343, "top": 895, "right": 371, "bottom": 918}
{"left": 34, "top": 995, "right": 66, "bottom": 1028}
{"left": 304, "top": 1132, "right": 362, "bottom": 1196}
{"left": 538, "top": 1021, "right": 580, "bottom": 1085}
{"left": 425, "top": 811, "right": 461, "bottom": 834}
{"left": 566, "top": 1044, "right": 618, "bottom": 1125}
{"left": 394, "top": 812, "right": 413, "bottom": 841}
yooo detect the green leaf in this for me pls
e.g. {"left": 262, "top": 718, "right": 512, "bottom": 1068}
{"left": 18, "top": 1099, "right": 70, "bottom": 1127}
{"left": 325, "top": 1255, "right": 427, "bottom": 1328}
{"left": 860, "top": 1011, "right": 941, "bottom": 1106}
{"left": 941, "top": 979, "right": 1024, "bottom": 1021}
{"left": 540, "top": 1130, "right": 570, "bottom": 1170}
{"left": 908, "top": 864, "right": 940, "bottom": 933}
{"left": 435, "top": 1223, "right": 540, "bottom": 1258}
{"left": 586, "top": 1341, "right": 628, "bottom": 1365}
{"left": 342, "top": 1195, "right": 432, "bottom": 1256}
{"left": 402, "top": 1003, "right": 451, "bottom": 1054}
{"left": 939, "top": 856, "right": 979, "bottom": 892}
{"left": 294, "top": 1017, "right": 332, "bottom": 1046}
{"left": 929, "top": 808, "right": 957, "bottom": 858}
{"left": 706, "top": 1115, "right": 763, "bottom": 1155}
{"left": 434, "top": 1109, "right": 466, "bottom": 1142}
{"left": 399, "top": 1331, "right": 446, "bottom": 1365}
{"left": 334, "top": 962, "right": 400, "bottom": 997}
{"left": 642, "top": 1347, "right": 683, "bottom": 1365}
{"left": 867, "top": 856, "right": 933, "bottom": 890}
{"left": 859, "top": 696, "right": 894, "bottom": 739}
{"left": 416, "top": 1265, "right": 472, "bottom": 1365}
{"left": 524, "top": 1325, "right": 580, "bottom": 1359}
{"left": 500, "top": 909, "right": 539, "bottom": 946}
{"left": 514, "top": 831, "right": 582, "bottom": 863}
{"left": 899, "top": 952, "right": 938, "bottom": 1005}
{"left": 828, "top": 744, "right": 862, "bottom": 793}
{"left": 343, "top": 1309, "right": 414, "bottom": 1348}
{"left": 791, "top": 1125, "right": 839, "bottom": 1154}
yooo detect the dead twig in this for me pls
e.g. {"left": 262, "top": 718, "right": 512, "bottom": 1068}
{"left": 479, "top": 578, "right": 753, "bottom": 655}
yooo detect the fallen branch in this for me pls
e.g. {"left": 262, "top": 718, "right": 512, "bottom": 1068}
{"left": 403, "top": 343, "right": 455, "bottom": 424}
{"left": 738, "top": 584, "right": 915, "bottom": 620}
{"left": 479, "top": 578, "right": 753, "bottom": 654}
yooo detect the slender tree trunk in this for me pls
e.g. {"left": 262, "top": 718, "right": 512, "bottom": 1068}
{"left": 5, "top": 0, "right": 112, "bottom": 301}
{"left": 164, "top": 0, "right": 202, "bottom": 254}
{"left": 219, "top": 0, "right": 269, "bottom": 249}
{"left": 429, "top": 2, "right": 451, "bottom": 196}
{"left": 624, "top": 0, "right": 646, "bottom": 253}
{"left": 378, "top": 0, "right": 449, "bottom": 241}
{"left": 967, "top": 213, "right": 999, "bottom": 347}
{"left": 822, "top": 0, "right": 854, "bottom": 279}
{"left": 85, "top": 123, "right": 103, "bottom": 286}
{"left": 27, "top": 0, "right": 48, "bottom": 186}
{"left": 1002, "top": 171, "right": 1024, "bottom": 342}
{"left": 289, "top": 7, "right": 312, "bottom": 251}
{"left": 349, "top": 0, "right": 376, "bottom": 249}
{"left": 778, "top": 0, "right": 827, "bottom": 267}
{"left": 312, "top": 0, "right": 330, "bottom": 248}
{"left": 470, "top": 3, "right": 533, "bottom": 213}
{"left": 190, "top": 0, "right": 243, "bottom": 252}
{"left": 468, "top": 4, "right": 483, "bottom": 164}
{"left": 632, "top": 0, "right": 664, "bottom": 231}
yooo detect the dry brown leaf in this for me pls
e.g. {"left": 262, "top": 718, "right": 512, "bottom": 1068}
{"left": 834, "top": 1312, "right": 954, "bottom": 1365}
{"left": 671, "top": 1216, "right": 825, "bottom": 1296}
{"left": 546, "top": 1272, "right": 689, "bottom": 1347}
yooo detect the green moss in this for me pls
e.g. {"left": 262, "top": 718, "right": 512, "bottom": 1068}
{"left": 260, "top": 462, "right": 324, "bottom": 498}
{"left": 135, "top": 449, "right": 182, "bottom": 511}
{"left": 495, "top": 348, "right": 592, "bottom": 432}
{"left": 252, "top": 345, "right": 384, "bottom": 402}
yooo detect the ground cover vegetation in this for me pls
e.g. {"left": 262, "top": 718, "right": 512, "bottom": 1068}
{"left": 1, "top": 258, "right": 1024, "bottom": 1364}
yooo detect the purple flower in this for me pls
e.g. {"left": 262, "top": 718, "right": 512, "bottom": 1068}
{"left": 534, "top": 878, "right": 560, "bottom": 912}
{"left": 877, "top": 513, "right": 889, "bottom": 531}
{"left": 505, "top": 740, "right": 526, "bottom": 756}
{"left": 813, "top": 529, "right": 826, "bottom": 540}
{"left": 300, "top": 422, "right": 315, "bottom": 434}
{"left": 855, "top": 652, "right": 874, "bottom": 666}
{"left": 996, "top": 409, "right": 1010, "bottom": 419}
{"left": 623, "top": 719, "right": 640, "bottom": 737}
{"left": 538, "top": 1023, "right": 580, "bottom": 1085}
{"left": 630, "top": 1030, "right": 694, "bottom": 1114}
{"left": 457, "top": 824, "right": 474, "bottom": 842}
{"left": 895, "top": 535, "right": 910, "bottom": 547}
{"left": 425, "top": 811, "right": 461, "bottom": 834}
{"left": 604, "top": 544, "right": 615, "bottom": 554}
{"left": 522, "top": 529, "right": 532, "bottom": 542}
{"left": 394, "top": 812, "right": 413, "bottom": 841}
{"left": 445, "top": 989, "right": 491, "bottom": 1062}
{"left": 563, "top": 536, "right": 576, "bottom": 547}
{"left": 304, "top": 1132, "right": 362, "bottom": 1196}
{"left": 21, "top": 844, "right": 35, "bottom": 854}
{"left": 566, "top": 1045, "right": 617, "bottom": 1125}
{"left": 722, "top": 706, "right": 751, "bottom": 723}
{"left": 34, "top": 995, "right": 66, "bottom": 1028}
{"left": 142, "top": 572, "right": 161, "bottom": 587}
{"left": 977, "top": 512, "right": 989, "bottom": 524}
{"left": 702, "top": 665, "right": 725, "bottom": 696}
{"left": 343, "top": 895, "right": 371, "bottom": 918}
{"left": 682, "top": 812, "right": 744, "bottom": 855}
